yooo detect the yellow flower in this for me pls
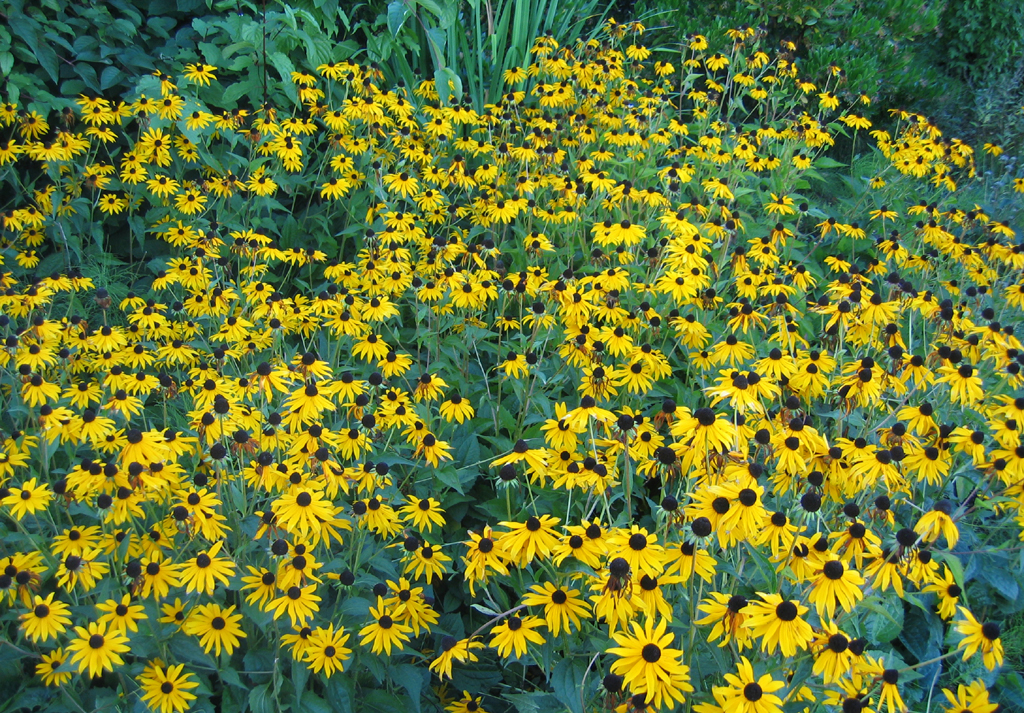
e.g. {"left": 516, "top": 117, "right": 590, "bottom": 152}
{"left": 183, "top": 63, "right": 217, "bottom": 86}
{"left": 713, "top": 656, "right": 785, "bottom": 713}
{"left": 489, "top": 615, "right": 546, "bottom": 659}
{"left": 607, "top": 616, "right": 693, "bottom": 709}
{"left": 359, "top": 596, "right": 412, "bottom": 655}
{"left": 3, "top": 477, "right": 53, "bottom": 519}
{"left": 174, "top": 189, "right": 207, "bottom": 215}
{"left": 37, "top": 649, "right": 73, "bottom": 687}
{"left": 429, "top": 636, "right": 485, "bottom": 679}
{"left": 955, "top": 607, "right": 1004, "bottom": 670}
{"left": 521, "top": 581, "right": 591, "bottom": 635}
{"left": 742, "top": 592, "right": 814, "bottom": 657}
{"left": 19, "top": 593, "right": 72, "bottom": 643}
{"left": 138, "top": 660, "right": 199, "bottom": 713}
{"left": 67, "top": 621, "right": 131, "bottom": 678}
{"left": 183, "top": 603, "right": 247, "bottom": 656}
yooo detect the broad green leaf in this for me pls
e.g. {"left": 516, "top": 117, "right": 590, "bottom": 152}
{"left": 864, "top": 592, "right": 904, "bottom": 643}
{"left": 435, "top": 465, "right": 465, "bottom": 494}
{"left": 388, "top": 0, "right": 413, "bottom": 37}
{"left": 301, "top": 694, "right": 334, "bottom": 713}
{"left": 814, "top": 156, "right": 847, "bottom": 169}
{"left": 248, "top": 684, "right": 273, "bottom": 713}
{"left": 269, "top": 51, "right": 298, "bottom": 103}
{"left": 551, "top": 657, "right": 588, "bottom": 713}
{"left": 391, "top": 664, "right": 424, "bottom": 712}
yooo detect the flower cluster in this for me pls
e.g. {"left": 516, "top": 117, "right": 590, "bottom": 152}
{"left": 0, "top": 18, "right": 1019, "bottom": 713}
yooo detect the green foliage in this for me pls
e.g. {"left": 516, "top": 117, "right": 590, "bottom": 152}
{"left": 0, "top": 0, "right": 358, "bottom": 109}
{"left": 639, "top": 0, "right": 1024, "bottom": 167}
{"left": 0, "top": 0, "right": 617, "bottom": 115}
{"left": 2, "top": 6, "right": 1024, "bottom": 713}
{"left": 348, "top": 0, "right": 612, "bottom": 109}
{"left": 938, "top": 0, "right": 1024, "bottom": 79}
{"left": 191, "top": 2, "right": 361, "bottom": 108}
{"left": 643, "top": 0, "right": 946, "bottom": 108}
{"left": 0, "top": 0, "right": 207, "bottom": 105}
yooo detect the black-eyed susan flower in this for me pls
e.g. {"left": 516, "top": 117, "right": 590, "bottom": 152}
{"left": 605, "top": 526, "right": 667, "bottom": 579}
{"left": 495, "top": 512, "right": 561, "bottom": 566}
{"left": 429, "top": 636, "right": 485, "bottom": 679}
{"left": 811, "top": 621, "right": 856, "bottom": 684}
{"left": 670, "top": 407, "right": 736, "bottom": 456}
{"left": 67, "top": 621, "right": 131, "bottom": 678}
{"left": 36, "top": 649, "right": 73, "bottom": 687}
{"left": 742, "top": 593, "right": 814, "bottom": 657}
{"left": 807, "top": 558, "right": 865, "bottom": 619}
{"left": 303, "top": 624, "right": 352, "bottom": 677}
{"left": 462, "top": 527, "right": 511, "bottom": 595}
{"left": 19, "top": 593, "right": 72, "bottom": 643}
{"left": 864, "top": 547, "right": 906, "bottom": 597}
{"left": 695, "top": 593, "right": 753, "bottom": 651}
{"left": 713, "top": 656, "right": 785, "bottom": 713}
{"left": 955, "top": 608, "right": 1004, "bottom": 670}
{"left": 272, "top": 487, "right": 337, "bottom": 539}
{"left": 359, "top": 596, "right": 412, "bottom": 655}
{"left": 878, "top": 666, "right": 906, "bottom": 713}
{"left": 922, "top": 566, "right": 961, "bottom": 620}
{"left": 446, "top": 692, "right": 489, "bottom": 713}
{"left": 489, "top": 615, "right": 546, "bottom": 659}
{"left": 402, "top": 540, "right": 452, "bottom": 583}
{"left": 3, "top": 477, "right": 53, "bottom": 519}
{"left": 937, "top": 363, "right": 984, "bottom": 405}
{"left": 521, "top": 581, "right": 591, "bottom": 635}
{"left": 269, "top": 584, "right": 322, "bottom": 626}
{"left": 96, "top": 593, "right": 147, "bottom": 634}
{"left": 399, "top": 495, "right": 446, "bottom": 532}
{"left": 940, "top": 680, "right": 998, "bottom": 713}
{"left": 57, "top": 549, "right": 110, "bottom": 593}
{"left": 183, "top": 602, "right": 246, "bottom": 656}
{"left": 914, "top": 499, "right": 959, "bottom": 547}
{"left": 138, "top": 660, "right": 200, "bottom": 713}
{"left": 607, "top": 616, "right": 693, "bottom": 709}
{"left": 178, "top": 541, "right": 235, "bottom": 595}
{"left": 384, "top": 577, "right": 438, "bottom": 636}
{"left": 241, "top": 566, "right": 278, "bottom": 608}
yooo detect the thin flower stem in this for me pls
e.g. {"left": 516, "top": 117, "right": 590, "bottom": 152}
{"left": 897, "top": 649, "right": 959, "bottom": 672}
{"left": 468, "top": 603, "right": 529, "bottom": 641}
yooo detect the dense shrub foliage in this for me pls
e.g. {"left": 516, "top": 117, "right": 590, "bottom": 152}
{"left": 642, "top": 0, "right": 1024, "bottom": 154}
{"left": 1, "top": 18, "right": 1024, "bottom": 713}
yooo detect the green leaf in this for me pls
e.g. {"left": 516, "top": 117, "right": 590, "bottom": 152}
{"left": 219, "top": 664, "right": 245, "bottom": 690}
{"left": 435, "top": 465, "right": 465, "bottom": 494}
{"left": 388, "top": 0, "right": 413, "bottom": 37}
{"left": 269, "top": 51, "right": 298, "bottom": 103}
{"left": 976, "top": 555, "right": 1020, "bottom": 600}
{"left": 0, "top": 52, "right": 12, "bottom": 77}
{"left": 248, "top": 684, "right": 273, "bottom": 713}
{"left": 813, "top": 156, "right": 847, "bottom": 169}
{"left": 899, "top": 606, "right": 942, "bottom": 663}
{"left": 301, "top": 694, "right": 334, "bottom": 713}
{"left": 391, "top": 664, "right": 424, "bottom": 712}
{"left": 864, "top": 592, "right": 904, "bottom": 643}
{"left": 290, "top": 656, "right": 309, "bottom": 706}
{"left": 99, "top": 66, "right": 124, "bottom": 91}
{"left": 551, "top": 657, "right": 587, "bottom": 713}
{"left": 418, "top": 0, "right": 457, "bottom": 27}
{"left": 455, "top": 431, "right": 481, "bottom": 469}
{"left": 505, "top": 692, "right": 561, "bottom": 713}
{"left": 325, "top": 673, "right": 354, "bottom": 713}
